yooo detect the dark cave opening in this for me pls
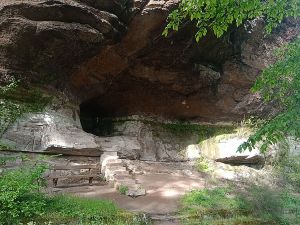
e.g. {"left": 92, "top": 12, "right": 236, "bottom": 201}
{"left": 79, "top": 100, "right": 116, "bottom": 137}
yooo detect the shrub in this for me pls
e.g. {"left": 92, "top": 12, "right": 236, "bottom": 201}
{"left": 0, "top": 161, "right": 149, "bottom": 225}
{"left": 0, "top": 163, "right": 47, "bottom": 225}
{"left": 118, "top": 185, "right": 129, "bottom": 195}
{"left": 196, "top": 156, "right": 210, "bottom": 172}
{"left": 280, "top": 156, "right": 300, "bottom": 192}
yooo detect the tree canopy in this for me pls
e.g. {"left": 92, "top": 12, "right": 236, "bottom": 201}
{"left": 163, "top": 0, "right": 299, "bottom": 41}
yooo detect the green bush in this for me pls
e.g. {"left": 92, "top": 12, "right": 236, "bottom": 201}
{"left": 118, "top": 185, "right": 129, "bottom": 195}
{"left": 196, "top": 156, "right": 210, "bottom": 172}
{"left": 0, "top": 163, "right": 48, "bottom": 225}
{"left": 0, "top": 162, "right": 150, "bottom": 225}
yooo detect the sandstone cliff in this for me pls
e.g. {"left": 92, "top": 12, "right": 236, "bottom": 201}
{"left": 0, "top": 0, "right": 299, "bottom": 159}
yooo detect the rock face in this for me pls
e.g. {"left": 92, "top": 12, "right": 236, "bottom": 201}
{"left": 0, "top": 1, "right": 299, "bottom": 158}
{"left": 2, "top": 0, "right": 299, "bottom": 121}
{"left": 111, "top": 119, "right": 200, "bottom": 161}
{"left": 0, "top": 0, "right": 125, "bottom": 86}
{"left": 1, "top": 93, "right": 102, "bottom": 156}
{"left": 77, "top": 16, "right": 299, "bottom": 121}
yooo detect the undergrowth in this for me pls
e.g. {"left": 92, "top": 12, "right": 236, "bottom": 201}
{"left": 196, "top": 156, "right": 210, "bottom": 172}
{"left": 273, "top": 143, "right": 300, "bottom": 192}
{"left": 180, "top": 186, "right": 300, "bottom": 225}
{"left": 118, "top": 185, "right": 129, "bottom": 195}
{"left": 0, "top": 161, "right": 151, "bottom": 225}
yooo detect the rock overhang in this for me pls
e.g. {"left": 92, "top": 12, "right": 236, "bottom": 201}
{"left": 0, "top": 1, "right": 299, "bottom": 157}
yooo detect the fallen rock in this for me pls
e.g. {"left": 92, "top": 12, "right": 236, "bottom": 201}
{"left": 126, "top": 187, "right": 147, "bottom": 198}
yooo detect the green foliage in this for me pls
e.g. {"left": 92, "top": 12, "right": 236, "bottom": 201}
{"left": 196, "top": 156, "right": 210, "bottom": 172}
{"left": 180, "top": 187, "right": 259, "bottom": 225}
{"left": 35, "top": 194, "right": 149, "bottom": 225}
{"left": 163, "top": 0, "right": 300, "bottom": 41}
{"left": 42, "top": 195, "right": 119, "bottom": 224}
{"left": 118, "top": 185, "right": 129, "bottom": 195}
{"left": 274, "top": 146, "right": 300, "bottom": 192}
{"left": 0, "top": 80, "right": 52, "bottom": 136}
{"left": 244, "top": 185, "right": 300, "bottom": 225}
{"left": 0, "top": 163, "right": 48, "bottom": 225}
{"left": 0, "top": 142, "right": 13, "bottom": 151}
{"left": 282, "top": 156, "right": 300, "bottom": 191}
{"left": 180, "top": 186, "right": 300, "bottom": 225}
{"left": 0, "top": 162, "right": 148, "bottom": 225}
{"left": 238, "top": 37, "right": 300, "bottom": 153}
{"left": 0, "top": 156, "right": 14, "bottom": 166}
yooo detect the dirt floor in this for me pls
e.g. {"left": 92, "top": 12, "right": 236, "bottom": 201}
{"left": 52, "top": 162, "right": 210, "bottom": 225}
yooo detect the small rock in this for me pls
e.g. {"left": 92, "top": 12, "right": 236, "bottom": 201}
{"left": 126, "top": 187, "right": 146, "bottom": 197}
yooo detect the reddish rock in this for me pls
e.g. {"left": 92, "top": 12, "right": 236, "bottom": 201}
{"left": 0, "top": 1, "right": 299, "bottom": 122}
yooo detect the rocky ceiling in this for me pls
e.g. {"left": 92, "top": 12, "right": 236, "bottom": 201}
{"left": 1, "top": 0, "right": 299, "bottom": 122}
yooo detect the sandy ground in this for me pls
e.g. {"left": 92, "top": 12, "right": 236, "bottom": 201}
{"left": 53, "top": 171, "right": 208, "bottom": 224}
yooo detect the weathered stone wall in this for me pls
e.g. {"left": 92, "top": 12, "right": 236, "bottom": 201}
{"left": 0, "top": 1, "right": 299, "bottom": 159}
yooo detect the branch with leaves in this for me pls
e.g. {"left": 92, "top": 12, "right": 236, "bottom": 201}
{"left": 163, "top": 0, "right": 299, "bottom": 41}
{"left": 238, "top": 37, "right": 300, "bottom": 152}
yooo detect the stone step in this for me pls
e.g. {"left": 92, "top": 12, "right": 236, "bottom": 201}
{"left": 100, "top": 152, "right": 119, "bottom": 172}
{"left": 105, "top": 170, "right": 131, "bottom": 181}
{"left": 106, "top": 165, "right": 127, "bottom": 171}
{"left": 99, "top": 154, "right": 146, "bottom": 197}
{"left": 106, "top": 159, "right": 123, "bottom": 165}
{"left": 107, "top": 162, "right": 123, "bottom": 167}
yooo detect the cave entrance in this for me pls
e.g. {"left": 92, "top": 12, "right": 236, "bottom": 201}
{"left": 79, "top": 99, "right": 116, "bottom": 137}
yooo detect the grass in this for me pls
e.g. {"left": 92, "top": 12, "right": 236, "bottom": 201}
{"left": 278, "top": 155, "right": 300, "bottom": 192}
{"left": 180, "top": 186, "right": 300, "bottom": 225}
{"left": 20, "top": 194, "right": 151, "bottom": 225}
{"left": 32, "top": 195, "right": 145, "bottom": 225}
{"left": 0, "top": 155, "right": 18, "bottom": 166}
{"left": 0, "top": 162, "right": 151, "bottom": 225}
{"left": 0, "top": 142, "right": 13, "bottom": 151}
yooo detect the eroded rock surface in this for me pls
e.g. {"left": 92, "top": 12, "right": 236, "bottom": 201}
{"left": 0, "top": 0, "right": 126, "bottom": 86}
{"left": 0, "top": 1, "right": 299, "bottom": 158}
{"left": 1, "top": 92, "right": 102, "bottom": 155}
{"left": 2, "top": 1, "right": 298, "bottom": 121}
